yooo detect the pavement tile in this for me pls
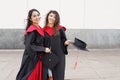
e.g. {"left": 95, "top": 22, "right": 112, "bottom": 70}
{"left": 0, "top": 49, "right": 120, "bottom": 80}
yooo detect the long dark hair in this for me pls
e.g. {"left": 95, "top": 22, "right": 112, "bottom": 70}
{"left": 24, "top": 9, "right": 40, "bottom": 44}
{"left": 26, "top": 9, "right": 40, "bottom": 30}
{"left": 44, "top": 10, "right": 60, "bottom": 35}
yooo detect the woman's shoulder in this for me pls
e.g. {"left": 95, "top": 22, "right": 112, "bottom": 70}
{"left": 25, "top": 25, "right": 44, "bottom": 37}
{"left": 25, "top": 30, "right": 37, "bottom": 38}
{"left": 58, "top": 25, "right": 66, "bottom": 31}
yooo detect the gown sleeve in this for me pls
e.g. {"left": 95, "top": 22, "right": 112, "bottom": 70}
{"left": 60, "top": 28, "right": 68, "bottom": 55}
{"left": 25, "top": 31, "right": 45, "bottom": 53}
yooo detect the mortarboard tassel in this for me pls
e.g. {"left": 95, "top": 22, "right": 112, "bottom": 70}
{"left": 73, "top": 53, "right": 79, "bottom": 70}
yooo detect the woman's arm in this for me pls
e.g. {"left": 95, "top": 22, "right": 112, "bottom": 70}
{"left": 25, "top": 31, "right": 45, "bottom": 52}
{"left": 60, "top": 28, "right": 68, "bottom": 54}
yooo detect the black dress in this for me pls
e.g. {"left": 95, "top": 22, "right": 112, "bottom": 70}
{"left": 16, "top": 25, "right": 48, "bottom": 80}
{"left": 44, "top": 26, "right": 68, "bottom": 80}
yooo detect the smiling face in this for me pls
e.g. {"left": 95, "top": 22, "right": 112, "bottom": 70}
{"left": 48, "top": 13, "right": 56, "bottom": 25}
{"left": 45, "top": 10, "right": 60, "bottom": 29}
{"left": 30, "top": 11, "right": 40, "bottom": 25}
{"left": 44, "top": 10, "right": 60, "bottom": 35}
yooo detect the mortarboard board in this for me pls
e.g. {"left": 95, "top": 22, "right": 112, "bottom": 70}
{"left": 72, "top": 37, "right": 89, "bottom": 51}
{"left": 72, "top": 37, "right": 89, "bottom": 69}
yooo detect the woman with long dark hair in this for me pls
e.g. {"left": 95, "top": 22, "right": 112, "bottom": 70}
{"left": 44, "top": 10, "right": 71, "bottom": 80}
{"left": 16, "top": 9, "right": 50, "bottom": 80}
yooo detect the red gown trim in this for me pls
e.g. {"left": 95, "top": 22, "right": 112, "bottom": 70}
{"left": 25, "top": 24, "right": 44, "bottom": 37}
{"left": 27, "top": 57, "right": 43, "bottom": 80}
{"left": 58, "top": 25, "right": 66, "bottom": 31}
{"left": 44, "top": 25, "right": 66, "bottom": 36}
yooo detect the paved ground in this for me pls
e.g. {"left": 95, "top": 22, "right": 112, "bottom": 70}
{"left": 0, "top": 49, "right": 120, "bottom": 80}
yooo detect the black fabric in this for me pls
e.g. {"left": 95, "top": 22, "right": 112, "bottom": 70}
{"left": 44, "top": 28, "right": 68, "bottom": 80}
{"left": 16, "top": 30, "right": 47, "bottom": 80}
{"left": 41, "top": 52, "right": 60, "bottom": 70}
{"left": 60, "top": 28, "right": 68, "bottom": 55}
{"left": 73, "top": 37, "right": 88, "bottom": 51}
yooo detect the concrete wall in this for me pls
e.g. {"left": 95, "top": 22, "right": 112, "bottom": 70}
{"left": 0, "top": 29, "right": 120, "bottom": 49}
{"left": 0, "top": 29, "right": 24, "bottom": 49}
{"left": 0, "top": 0, "right": 120, "bottom": 49}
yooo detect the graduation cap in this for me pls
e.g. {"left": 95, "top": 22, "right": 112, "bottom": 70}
{"left": 70, "top": 37, "right": 89, "bottom": 69}
{"left": 72, "top": 37, "right": 88, "bottom": 51}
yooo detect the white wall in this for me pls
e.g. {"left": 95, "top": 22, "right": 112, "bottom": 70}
{"left": 27, "top": 0, "right": 61, "bottom": 28}
{"left": 85, "top": 0, "right": 120, "bottom": 29}
{"left": 0, "top": 0, "right": 27, "bottom": 29}
{"left": 0, "top": 0, "right": 120, "bottom": 29}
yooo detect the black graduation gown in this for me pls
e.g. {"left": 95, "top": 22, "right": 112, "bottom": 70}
{"left": 16, "top": 25, "right": 48, "bottom": 80}
{"left": 44, "top": 26, "right": 68, "bottom": 80}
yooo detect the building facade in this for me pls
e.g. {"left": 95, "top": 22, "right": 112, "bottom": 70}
{"left": 0, "top": 0, "right": 120, "bottom": 49}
